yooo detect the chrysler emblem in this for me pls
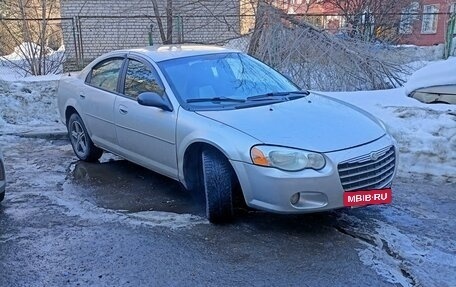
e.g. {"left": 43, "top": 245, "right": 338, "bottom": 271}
{"left": 370, "top": 151, "right": 381, "bottom": 161}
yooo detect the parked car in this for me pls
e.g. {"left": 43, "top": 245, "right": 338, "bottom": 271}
{"left": 0, "top": 148, "right": 5, "bottom": 202}
{"left": 409, "top": 85, "right": 456, "bottom": 104}
{"left": 405, "top": 57, "right": 456, "bottom": 104}
{"left": 57, "top": 45, "right": 397, "bottom": 223}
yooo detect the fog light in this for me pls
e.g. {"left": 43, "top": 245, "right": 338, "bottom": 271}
{"left": 290, "top": 193, "right": 300, "bottom": 205}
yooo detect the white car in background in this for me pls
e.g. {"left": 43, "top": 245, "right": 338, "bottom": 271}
{"left": 57, "top": 45, "right": 398, "bottom": 223}
{"left": 406, "top": 57, "right": 456, "bottom": 104}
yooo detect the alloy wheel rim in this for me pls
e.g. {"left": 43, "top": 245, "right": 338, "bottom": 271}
{"left": 70, "top": 121, "right": 88, "bottom": 157}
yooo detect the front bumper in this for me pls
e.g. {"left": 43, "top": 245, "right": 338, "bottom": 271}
{"left": 231, "top": 135, "right": 397, "bottom": 214}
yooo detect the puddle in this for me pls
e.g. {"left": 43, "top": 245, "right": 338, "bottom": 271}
{"left": 67, "top": 158, "right": 206, "bottom": 217}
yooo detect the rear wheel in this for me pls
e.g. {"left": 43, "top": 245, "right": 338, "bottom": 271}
{"left": 201, "top": 149, "right": 234, "bottom": 224}
{"left": 68, "top": 113, "right": 103, "bottom": 162}
{"left": 0, "top": 192, "right": 4, "bottom": 202}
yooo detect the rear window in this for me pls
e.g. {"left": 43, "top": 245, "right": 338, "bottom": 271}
{"left": 86, "top": 58, "right": 124, "bottom": 93}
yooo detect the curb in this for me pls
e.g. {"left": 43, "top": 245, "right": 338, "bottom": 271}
{"left": 2, "top": 131, "right": 68, "bottom": 140}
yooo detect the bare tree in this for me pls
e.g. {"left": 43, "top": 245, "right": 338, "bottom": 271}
{"left": 248, "top": 3, "right": 410, "bottom": 91}
{"left": 321, "top": 0, "right": 418, "bottom": 43}
{"left": 0, "top": 0, "right": 64, "bottom": 76}
{"left": 149, "top": 0, "right": 173, "bottom": 44}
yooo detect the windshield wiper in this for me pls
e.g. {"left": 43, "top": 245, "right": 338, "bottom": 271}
{"left": 235, "top": 99, "right": 285, "bottom": 109}
{"left": 246, "top": 90, "right": 310, "bottom": 101}
{"left": 186, "top": 97, "right": 246, "bottom": 103}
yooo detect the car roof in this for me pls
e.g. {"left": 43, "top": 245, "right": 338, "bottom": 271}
{"left": 111, "top": 44, "right": 240, "bottom": 62}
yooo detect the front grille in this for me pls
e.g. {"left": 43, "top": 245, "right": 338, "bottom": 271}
{"left": 338, "top": 146, "right": 395, "bottom": 192}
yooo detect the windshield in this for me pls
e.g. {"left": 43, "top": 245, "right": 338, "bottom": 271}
{"left": 158, "top": 53, "right": 301, "bottom": 110}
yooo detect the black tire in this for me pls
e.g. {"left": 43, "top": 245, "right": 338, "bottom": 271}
{"left": 0, "top": 192, "right": 4, "bottom": 202}
{"left": 68, "top": 113, "right": 103, "bottom": 162}
{"left": 201, "top": 149, "right": 234, "bottom": 224}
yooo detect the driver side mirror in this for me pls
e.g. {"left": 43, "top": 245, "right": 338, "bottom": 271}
{"left": 137, "top": 92, "right": 173, "bottom": 112}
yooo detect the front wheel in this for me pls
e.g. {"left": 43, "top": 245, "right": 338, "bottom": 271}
{"left": 68, "top": 113, "right": 103, "bottom": 162}
{"left": 201, "top": 149, "right": 234, "bottom": 224}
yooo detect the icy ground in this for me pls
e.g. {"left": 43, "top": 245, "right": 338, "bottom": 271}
{"left": 0, "top": 136, "right": 454, "bottom": 287}
{"left": 0, "top": 79, "right": 63, "bottom": 135}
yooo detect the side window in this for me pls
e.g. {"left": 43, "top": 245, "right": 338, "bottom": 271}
{"left": 87, "top": 58, "right": 123, "bottom": 93}
{"left": 124, "top": 59, "right": 165, "bottom": 99}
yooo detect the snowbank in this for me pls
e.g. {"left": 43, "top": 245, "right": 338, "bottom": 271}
{"left": 0, "top": 79, "right": 64, "bottom": 134}
{"left": 394, "top": 44, "right": 445, "bottom": 62}
{"left": 404, "top": 57, "right": 456, "bottom": 95}
{"left": 4, "top": 42, "right": 54, "bottom": 61}
{"left": 0, "top": 43, "right": 65, "bottom": 79}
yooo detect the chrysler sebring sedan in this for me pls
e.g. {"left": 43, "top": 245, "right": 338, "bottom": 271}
{"left": 57, "top": 45, "right": 397, "bottom": 223}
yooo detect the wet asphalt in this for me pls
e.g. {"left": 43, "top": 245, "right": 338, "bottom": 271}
{"left": 0, "top": 136, "right": 454, "bottom": 287}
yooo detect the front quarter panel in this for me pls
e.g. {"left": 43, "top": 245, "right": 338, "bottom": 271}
{"left": 176, "top": 107, "right": 260, "bottom": 185}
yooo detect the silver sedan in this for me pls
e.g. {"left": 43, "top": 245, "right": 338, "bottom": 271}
{"left": 57, "top": 45, "right": 397, "bottom": 223}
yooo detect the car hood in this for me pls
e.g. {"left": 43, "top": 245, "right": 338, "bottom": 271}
{"left": 196, "top": 93, "right": 386, "bottom": 153}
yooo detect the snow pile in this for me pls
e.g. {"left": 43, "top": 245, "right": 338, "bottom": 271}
{"left": 5, "top": 42, "right": 54, "bottom": 61}
{"left": 404, "top": 57, "right": 456, "bottom": 95}
{"left": 0, "top": 43, "right": 65, "bottom": 78}
{"left": 324, "top": 88, "right": 456, "bottom": 181}
{"left": 394, "top": 44, "right": 445, "bottom": 62}
{"left": 0, "top": 79, "right": 63, "bottom": 134}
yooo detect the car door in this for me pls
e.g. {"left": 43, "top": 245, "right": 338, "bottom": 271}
{"left": 114, "top": 56, "right": 178, "bottom": 179}
{"left": 82, "top": 56, "right": 125, "bottom": 150}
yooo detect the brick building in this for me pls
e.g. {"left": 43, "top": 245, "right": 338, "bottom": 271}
{"left": 60, "top": 0, "right": 247, "bottom": 69}
{"left": 399, "top": 0, "right": 456, "bottom": 46}
{"left": 276, "top": 0, "right": 456, "bottom": 46}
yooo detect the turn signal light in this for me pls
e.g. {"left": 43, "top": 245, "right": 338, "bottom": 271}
{"left": 251, "top": 147, "right": 270, "bottom": 166}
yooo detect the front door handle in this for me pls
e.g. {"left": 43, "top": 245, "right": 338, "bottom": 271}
{"left": 79, "top": 94, "right": 85, "bottom": 99}
{"left": 119, "top": 106, "right": 128, "bottom": 115}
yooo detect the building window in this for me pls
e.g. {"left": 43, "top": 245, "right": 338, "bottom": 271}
{"left": 399, "top": 2, "right": 419, "bottom": 34}
{"left": 421, "top": 4, "right": 439, "bottom": 34}
{"left": 450, "top": 3, "right": 456, "bottom": 14}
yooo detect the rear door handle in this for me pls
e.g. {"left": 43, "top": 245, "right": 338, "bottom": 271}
{"left": 79, "top": 94, "right": 85, "bottom": 99}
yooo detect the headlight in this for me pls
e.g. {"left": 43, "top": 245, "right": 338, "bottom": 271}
{"left": 250, "top": 145, "right": 326, "bottom": 171}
